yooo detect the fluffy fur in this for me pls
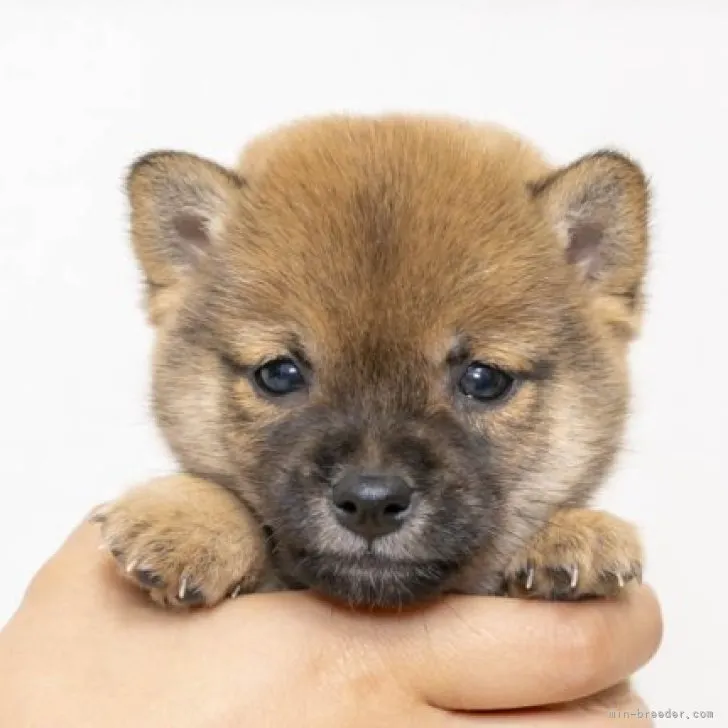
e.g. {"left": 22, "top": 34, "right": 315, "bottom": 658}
{"left": 92, "top": 115, "right": 648, "bottom": 608}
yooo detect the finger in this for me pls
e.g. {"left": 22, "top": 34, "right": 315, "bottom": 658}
{"left": 20, "top": 520, "right": 663, "bottom": 718}
{"left": 443, "top": 682, "right": 647, "bottom": 728}
{"left": 385, "top": 587, "right": 662, "bottom": 712}
{"left": 443, "top": 682, "right": 647, "bottom": 725}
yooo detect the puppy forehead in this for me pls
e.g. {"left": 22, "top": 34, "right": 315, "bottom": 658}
{"left": 214, "top": 117, "right": 570, "bottom": 353}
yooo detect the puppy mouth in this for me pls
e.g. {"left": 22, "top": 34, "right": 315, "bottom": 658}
{"left": 274, "top": 547, "right": 460, "bottom": 607}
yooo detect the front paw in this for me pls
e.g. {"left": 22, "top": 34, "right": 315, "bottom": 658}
{"left": 502, "top": 509, "right": 643, "bottom": 600}
{"left": 90, "top": 475, "right": 266, "bottom": 608}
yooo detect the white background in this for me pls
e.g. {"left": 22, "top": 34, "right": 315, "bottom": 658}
{"left": 1, "top": 2, "right": 726, "bottom": 724}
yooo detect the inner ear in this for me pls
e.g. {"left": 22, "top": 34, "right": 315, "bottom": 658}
{"left": 531, "top": 151, "right": 649, "bottom": 318}
{"left": 127, "top": 150, "right": 243, "bottom": 288}
{"left": 564, "top": 221, "right": 604, "bottom": 277}
{"left": 172, "top": 211, "right": 213, "bottom": 266}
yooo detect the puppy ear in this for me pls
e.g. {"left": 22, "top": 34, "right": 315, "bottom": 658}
{"left": 127, "top": 151, "right": 244, "bottom": 321}
{"left": 531, "top": 151, "right": 650, "bottom": 335}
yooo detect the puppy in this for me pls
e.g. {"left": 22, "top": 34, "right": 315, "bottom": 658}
{"left": 92, "top": 115, "right": 647, "bottom": 608}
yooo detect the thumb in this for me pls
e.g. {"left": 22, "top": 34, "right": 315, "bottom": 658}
{"left": 381, "top": 587, "right": 662, "bottom": 712}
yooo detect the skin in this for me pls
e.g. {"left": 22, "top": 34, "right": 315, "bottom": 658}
{"left": 0, "top": 522, "right": 662, "bottom": 727}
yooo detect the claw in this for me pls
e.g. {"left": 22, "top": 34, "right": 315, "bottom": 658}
{"left": 569, "top": 565, "right": 579, "bottom": 590}
{"left": 177, "top": 578, "right": 204, "bottom": 605}
{"left": 125, "top": 559, "right": 138, "bottom": 574}
{"left": 525, "top": 564, "right": 535, "bottom": 591}
{"left": 230, "top": 584, "right": 242, "bottom": 599}
{"left": 88, "top": 505, "right": 109, "bottom": 524}
{"left": 616, "top": 572, "right": 625, "bottom": 588}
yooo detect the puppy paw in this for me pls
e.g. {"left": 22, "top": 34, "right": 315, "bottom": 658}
{"left": 503, "top": 509, "right": 642, "bottom": 600}
{"left": 90, "top": 475, "right": 266, "bottom": 608}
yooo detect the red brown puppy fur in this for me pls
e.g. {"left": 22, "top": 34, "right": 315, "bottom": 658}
{"left": 92, "top": 115, "right": 647, "bottom": 608}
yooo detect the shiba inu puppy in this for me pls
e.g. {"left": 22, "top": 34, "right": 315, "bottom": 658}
{"left": 92, "top": 115, "right": 647, "bottom": 608}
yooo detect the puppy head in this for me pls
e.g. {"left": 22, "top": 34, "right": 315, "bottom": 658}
{"left": 127, "top": 116, "right": 649, "bottom": 606}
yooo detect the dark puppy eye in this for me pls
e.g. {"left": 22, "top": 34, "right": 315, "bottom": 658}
{"left": 254, "top": 358, "right": 307, "bottom": 396}
{"left": 458, "top": 362, "right": 514, "bottom": 402}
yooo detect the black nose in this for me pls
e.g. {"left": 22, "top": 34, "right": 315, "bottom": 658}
{"left": 332, "top": 473, "right": 413, "bottom": 539}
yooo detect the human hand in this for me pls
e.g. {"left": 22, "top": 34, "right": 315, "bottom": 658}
{"left": 0, "top": 521, "right": 662, "bottom": 727}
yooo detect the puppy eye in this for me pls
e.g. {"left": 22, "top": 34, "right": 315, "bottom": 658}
{"left": 254, "top": 358, "right": 307, "bottom": 397}
{"left": 458, "top": 362, "right": 514, "bottom": 402}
